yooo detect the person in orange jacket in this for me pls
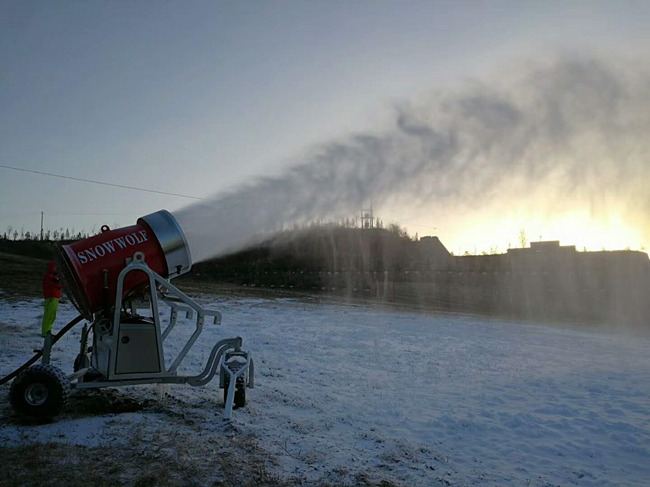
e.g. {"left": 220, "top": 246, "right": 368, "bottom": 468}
{"left": 42, "top": 262, "right": 63, "bottom": 337}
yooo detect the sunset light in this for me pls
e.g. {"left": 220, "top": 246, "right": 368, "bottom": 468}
{"left": 405, "top": 208, "right": 646, "bottom": 255}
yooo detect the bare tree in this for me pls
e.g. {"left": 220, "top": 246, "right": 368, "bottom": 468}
{"left": 518, "top": 229, "right": 528, "bottom": 248}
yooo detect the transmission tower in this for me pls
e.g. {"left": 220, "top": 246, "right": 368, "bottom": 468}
{"left": 360, "top": 206, "right": 374, "bottom": 229}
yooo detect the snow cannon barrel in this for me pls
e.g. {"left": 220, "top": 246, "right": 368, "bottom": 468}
{"left": 54, "top": 210, "right": 192, "bottom": 319}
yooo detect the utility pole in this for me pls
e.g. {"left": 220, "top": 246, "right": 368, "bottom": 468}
{"left": 40, "top": 211, "right": 44, "bottom": 241}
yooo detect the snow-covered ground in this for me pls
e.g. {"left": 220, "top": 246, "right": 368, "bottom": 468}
{"left": 1, "top": 295, "right": 649, "bottom": 486}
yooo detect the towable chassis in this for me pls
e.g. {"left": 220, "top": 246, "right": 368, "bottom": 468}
{"left": 12, "top": 252, "right": 253, "bottom": 420}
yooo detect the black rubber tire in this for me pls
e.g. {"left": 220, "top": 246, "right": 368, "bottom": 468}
{"left": 10, "top": 364, "right": 70, "bottom": 420}
{"left": 223, "top": 376, "right": 247, "bottom": 409}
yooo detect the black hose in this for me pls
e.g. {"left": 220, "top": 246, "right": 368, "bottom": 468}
{"left": 0, "top": 314, "right": 84, "bottom": 386}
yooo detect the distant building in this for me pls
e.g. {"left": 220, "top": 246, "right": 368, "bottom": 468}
{"left": 196, "top": 232, "right": 650, "bottom": 329}
{"left": 453, "top": 240, "right": 650, "bottom": 328}
{"left": 411, "top": 236, "right": 453, "bottom": 270}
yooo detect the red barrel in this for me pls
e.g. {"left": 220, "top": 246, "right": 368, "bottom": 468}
{"left": 54, "top": 210, "right": 192, "bottom": 319}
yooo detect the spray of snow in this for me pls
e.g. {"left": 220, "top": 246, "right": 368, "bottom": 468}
{"left": 174, "top": 55, "right": 650, "bottom": 263}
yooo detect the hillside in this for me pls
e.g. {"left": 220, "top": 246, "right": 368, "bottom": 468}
{"left": 0, "top": 252, "right": 49, "bottom": 299}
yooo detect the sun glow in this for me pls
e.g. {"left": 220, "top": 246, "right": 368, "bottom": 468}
{"left": 470, "top": 211, "right": 643, "bottom": 254}
{"left": 401, "top": 208, "right": 646, "bottom": 256}
{"left": 539, "top": 211, "right": 642, "bottom": 251}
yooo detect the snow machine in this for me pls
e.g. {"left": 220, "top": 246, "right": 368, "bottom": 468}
{"left": 2, "top": 210, "right": 253, "bottom": 420}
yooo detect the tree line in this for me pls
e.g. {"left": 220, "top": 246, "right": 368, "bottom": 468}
{"left": 3, "top": 226, "right": 97, "bottom": 242}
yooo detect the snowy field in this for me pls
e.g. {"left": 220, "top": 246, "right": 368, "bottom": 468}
{"left": 1, "top": 294, "right": 649, "bottom": 486}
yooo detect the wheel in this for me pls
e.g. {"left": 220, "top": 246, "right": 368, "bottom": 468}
{"left": 223, "top": 375, "right": 247, "bottom": 409}
{"left": 10, "top": 364, "right": 70, "bottom": 419}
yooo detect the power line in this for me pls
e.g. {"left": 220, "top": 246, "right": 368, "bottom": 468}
{"left": 46, "top": 212, "right": 145, "bottom": 216}
{"left": 0, "top": 164, "right": 204, "bottom": 200}
{"left": 0, "top": 210, "right": 144, "bottom": 216}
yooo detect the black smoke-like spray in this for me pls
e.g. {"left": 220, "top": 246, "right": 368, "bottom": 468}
{"left": 175, "top": 56, "right": 650, "bottom": 263}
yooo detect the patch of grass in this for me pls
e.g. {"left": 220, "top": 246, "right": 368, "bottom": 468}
{"left": 0, "top": 251, "right": 49, "bottom": 299}
{"left": 0, "top": 398, "right": 403, "bottom": 487}
{"left": 65, "top": 389, "right": 154, "bottom": 417}
{"left": 0, "top": 397, "right": 293, "bottom": 486}
{"left": 1, "top": 443, "right": 129, "bottom": 487}
{"left": 0, "top": 442, "right": 206, "bottom": 487}
{"left": 213, "top": 433, "right": 290, "bottom": 487}
{"left": 132, "top": 468, "right": 178, "bottom": 487}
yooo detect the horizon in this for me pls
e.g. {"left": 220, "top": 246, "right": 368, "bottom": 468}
{"left": 1, "top": 215, "right": 647, "bottom": 258}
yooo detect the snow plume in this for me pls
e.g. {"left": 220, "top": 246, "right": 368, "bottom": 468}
{"left": 175, "top": 56, "right": 650, "bottom": 263}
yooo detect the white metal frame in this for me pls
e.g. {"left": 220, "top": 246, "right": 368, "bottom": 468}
{"left": 71, "top": 252, "right": 253, "bottom": 419}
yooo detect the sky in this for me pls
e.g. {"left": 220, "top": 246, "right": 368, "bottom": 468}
{"left": 2, "top": 0, "right": 650, "bottom": 255}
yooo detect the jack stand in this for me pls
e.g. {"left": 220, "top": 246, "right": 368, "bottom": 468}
{"left": 220, "top": 350, "right": 254, "bottom": 420}
{"left": 41, "top": 333, "right": 53, "bottom": 365}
